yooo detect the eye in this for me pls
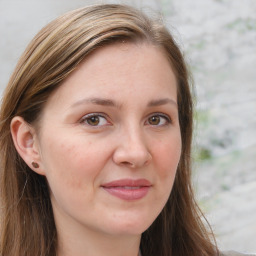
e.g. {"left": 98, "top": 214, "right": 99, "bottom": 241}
{"left": 81, "top": 113, "right": 110, "bottom": 127}
{"left": 146, "top": 114, "right": 171, "bottom": 126}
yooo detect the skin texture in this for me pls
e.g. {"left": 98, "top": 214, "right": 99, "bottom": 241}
{"left": 12, "top": 43, "right": 181, "bottom": 256}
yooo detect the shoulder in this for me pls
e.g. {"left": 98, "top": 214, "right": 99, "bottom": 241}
{"left": 220, "top": 251, "right": 256, "bottom": 256}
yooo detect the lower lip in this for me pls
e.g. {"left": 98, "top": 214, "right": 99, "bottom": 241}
{"left": 102, "top": 186, "right": 150, "bottom": 200}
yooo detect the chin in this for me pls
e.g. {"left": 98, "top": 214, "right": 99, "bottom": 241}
{"left": 104, "top": 212, "right": 157, "bottom": 236}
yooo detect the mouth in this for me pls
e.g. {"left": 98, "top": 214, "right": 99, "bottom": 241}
{"left": 101, "top": 179, "right": 152, "bottom": 201}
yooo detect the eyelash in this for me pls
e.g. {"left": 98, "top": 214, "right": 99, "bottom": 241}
{"left": 80, "top": 112, "right": 172, "bottom": 128}
{"left": 146, "top": 113, "right": 172, "bottom": 126}
{"left": 80, "top": 113, "right": 110, "bottom": 127}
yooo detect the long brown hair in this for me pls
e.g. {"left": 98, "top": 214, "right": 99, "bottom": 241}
{"left": 0, "top": 4, "right": 218, "bottom": 256}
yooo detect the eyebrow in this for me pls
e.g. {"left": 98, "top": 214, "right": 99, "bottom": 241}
{"left": 147, "top": 98, "right": 177, "bottom": 108}
{"left": 71, "top": 97, "right": 177, "bottom": 109}
{"left": 71, "top": 97, "right": 121, "bottom": 108}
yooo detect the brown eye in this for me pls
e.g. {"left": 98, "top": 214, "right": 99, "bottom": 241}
{"left": 147, "top": 114, "right": 171, "bottom": 126}
{"left": 148, "top": 116, "right": 161, "bottom": 125}
{"left": 87, "top": 116, "right": 100, "bottom": 126}
{"left": 81, "top": 114, "right": 109, "bottom": 127}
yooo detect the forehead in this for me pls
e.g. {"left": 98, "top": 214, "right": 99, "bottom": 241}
{"left": 44, "top": 42, "right": 177, "bottom": 111}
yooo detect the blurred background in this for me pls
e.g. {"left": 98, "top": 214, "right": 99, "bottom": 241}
{"left": 0, "top": 0, "right": 255, "bottom": 253}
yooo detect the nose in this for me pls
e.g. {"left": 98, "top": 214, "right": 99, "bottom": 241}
{"left": 113, "top": 128, "right": 152, "bottom": 169}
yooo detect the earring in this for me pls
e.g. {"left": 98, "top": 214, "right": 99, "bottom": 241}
{"left": 32, "top": 162, "right": 39, "bottom": 168}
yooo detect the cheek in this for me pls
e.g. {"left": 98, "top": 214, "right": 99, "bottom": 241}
{"left": 147, "top": 134, "right": 181, "bottom": 217}
{"left": 153, "top": 134, "right": 181, "bottom": 179}
{"left": 40, "top": 136, "right": 106, "bottom": 189}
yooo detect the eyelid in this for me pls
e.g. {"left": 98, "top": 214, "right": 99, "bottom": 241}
{"left": 79, "top": 112, "right": 172, "bottom": 127}
{"left": 80, "top": 112, "right": 111, "bottom": 127}
{"left": 146, "top": 112, "right": 172, "bottom": 126}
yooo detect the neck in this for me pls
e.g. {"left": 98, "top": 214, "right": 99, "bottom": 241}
{"left": 57, "top": 232, "right": 141, "bottom": 256}
{"left": 56, "top": 217, "right": 141, "bottom": 256}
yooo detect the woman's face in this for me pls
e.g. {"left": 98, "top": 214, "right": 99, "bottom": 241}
{"left": 36, "top": 42, "right": 181, "bottom": 237}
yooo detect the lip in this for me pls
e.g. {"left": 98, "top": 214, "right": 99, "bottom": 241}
{"left": 101, "top": 179, "right": 152, "bottom": 201}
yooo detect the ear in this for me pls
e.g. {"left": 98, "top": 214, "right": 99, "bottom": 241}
{"left": 10, "top": 116, "right": 45, "bottom": 175}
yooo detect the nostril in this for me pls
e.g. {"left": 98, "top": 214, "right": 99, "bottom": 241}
{"left": 112, "top": 138, "right": 152, "bottom": 168}
{"left": 117, "top": 151, "right": 152, "bottom": 168}
{"left": 121, "top": 161, "right": 136, "bottom": 168}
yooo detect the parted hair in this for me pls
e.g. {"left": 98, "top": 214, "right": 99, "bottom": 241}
{"left": 0, "top": 4, "right": 218, "bottom": 256}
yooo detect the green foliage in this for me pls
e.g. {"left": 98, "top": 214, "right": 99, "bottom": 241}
{"left": 194, "top": 108, "right": 210, "bottom": 128}
{"left": 198, "top": 147, "right": 212, "bottom": 160}
{"left": 193, "top": 109, "right": 213, "bottom": 161}
{"left": 226, "top": 18, "right": 256, "bottom": 32}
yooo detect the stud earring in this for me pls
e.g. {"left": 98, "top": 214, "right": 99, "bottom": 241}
{"left": 32, "top": 162, "right": 39, "bottom": 168}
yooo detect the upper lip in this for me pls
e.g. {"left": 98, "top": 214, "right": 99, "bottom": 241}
{"left": 101, "top": 179, "right": 152, "bottom": 188}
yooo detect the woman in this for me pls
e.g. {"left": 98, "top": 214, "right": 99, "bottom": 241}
{"left": 0, "top": 4, "right": 251, "bottom": 256}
